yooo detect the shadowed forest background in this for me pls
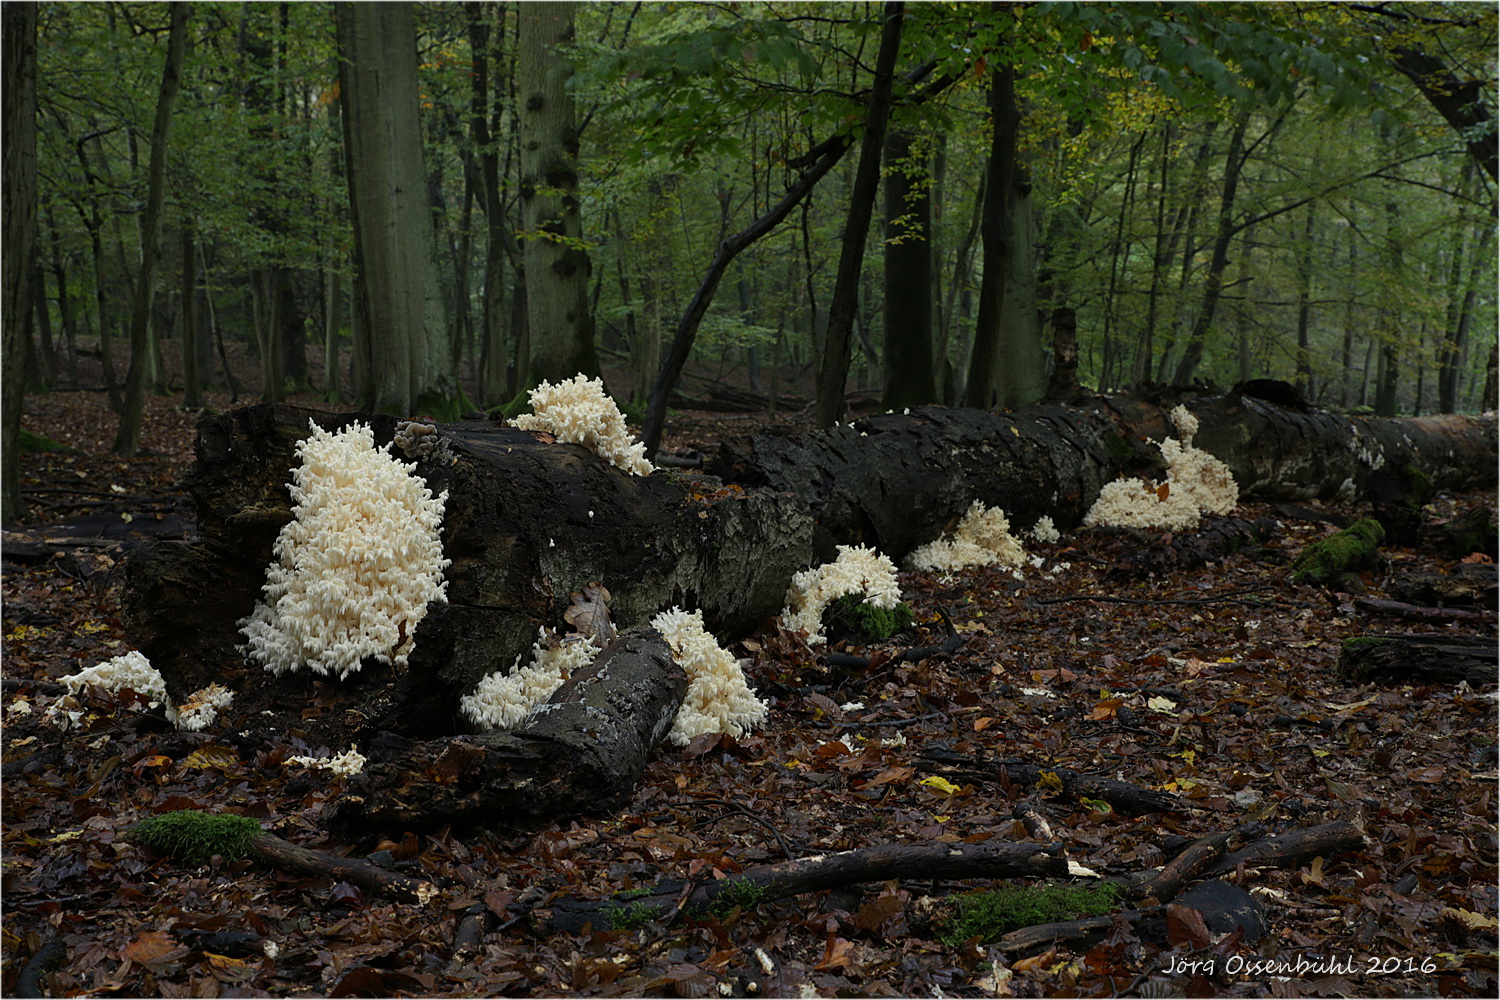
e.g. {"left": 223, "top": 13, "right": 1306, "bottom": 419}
{"left": 2, "top": 1, "right": 1497, "bottom": 521}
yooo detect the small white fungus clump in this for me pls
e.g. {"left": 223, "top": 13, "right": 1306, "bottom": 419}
{"left": 907, "top": 501, "right": 1028, "bottom": 573}
{"left": 459, "top": 629, "right": 601, "bottom": 731}
{"left": 286, "top": 746, "right": 367, "bottom": 777}
{"left": 782, "top": 544, "right": 902, "bottom": 645}
{"left": 172, "top": 683, "right": 235, "bottom": 732}
{"left": 651, "top": 607, "right": 768, "bottom": 746}
{"left": 239, "top": 421, "right": 450, "bottom": 680}
{"left": 513, "top": 374, "right": 654, "bottom": 476}
{"left": 1084, "top": 405, "right": 1239, "bottom": 531}
{"left": 60, "top": 650, "right": 169, "bottom": 705}
{"left": 1029, "top": 516, "right": 1061, "bottom": 544}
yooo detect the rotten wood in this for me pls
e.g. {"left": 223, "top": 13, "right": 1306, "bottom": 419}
{"left": 1351, "top": 596, "right": 1496, "bottom": 623}
{"left": 1125, "top": 831, "right": 1234, "bottom": 902}
{"left": 326, "top": 628, "right": 686, "bottom": 829}
{"left": 915, "top": 747, "right": 1185, "bottom": 815}
{"left": 1337, "top": 633, "right": 1498, "bottom": 687}
{"left": 1390, "top": 563, "right": 1497, "bottom": 608}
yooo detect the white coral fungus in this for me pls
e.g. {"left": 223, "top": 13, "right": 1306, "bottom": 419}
{"left": 239, "top": 421, "right": 449, "bottom": 679}
{"left": 651, "top": 607, "right": 768, "bottom": 746}
{"left": 1029, "top": 515, "right": 1061, "bottom": 544}
{"left": 459, "top": 629, "right": 601, "bottom": 730}
{"left": 60, "top": 650, "right": 169, "bottom": 704}
{"left": 907, "top": 501, "right": 1028, "bottom": 573}
{"left": 173, "top": 683, "right": 235, "bottom": 732}
{"left": 781, "top": 544, "right": 902, "bottom": 645}
{"left": 286, "top": 746, "right": 367, "bottom": 777}
{"left": 513, "top": 374, "right": 654, "bottom": 476}
{"left": 1084, "top": 405, "right": 1239, "bottom": 531}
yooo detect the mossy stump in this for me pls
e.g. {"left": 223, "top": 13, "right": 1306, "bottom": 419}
{"left": 1291, "top": 518, "right": 1384, "bottom": 586}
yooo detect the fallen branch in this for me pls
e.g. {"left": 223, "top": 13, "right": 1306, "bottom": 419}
{"left": 1350, "top": 596, "right": 1496, "bottom": 623}
{"left": 247, "top": 832, "right": 438, "bottom": 904}
{"left": 1201, "top": 821, "right": 1365, "bottom": 878}
{"left": 543, "top": 839, "right": 1071, "bottom": 933}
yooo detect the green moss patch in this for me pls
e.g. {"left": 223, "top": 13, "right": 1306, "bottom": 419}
{"left": 1291, "top": 518, "right": 1384, "bottom": 585}
{"left": 19, "top": 428, "right": 80, "bottom": 454}
{"left": 823, "top": 594, "right": 914, "bottom": 644}
{"left": 129, "top": 810, "right": 263, "bottom": 865}
{"left": 939, "top": 881, "right": 1121, "bottom": 947}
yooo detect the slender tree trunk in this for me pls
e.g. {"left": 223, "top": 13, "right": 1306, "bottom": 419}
{"left": 181, "top": 218, "right": 202, "bottom": 408}
{"left": 1342, "top": 226, "right": 1358, "bottom": 407}
{"left": 31, "top": 264, "right": 55, "bottom": 389}
{"left": 1101, "top": 135, "right": 1145, "bottom": 389}
{"left": 2, "top": 2, "right": 37, "bottom": 523}
{"left": 1235, "top": 223, "right": 1256, "bottom": 383}
{"left": 814, "top": 2, "right": 904, "bottom": 428}
{"left": 336, "top": 1, "right": 459, "bottom": 418}
{"left": 113, "top": 3, "right": 190, "bottom": 456}
{"left": 1439, "top": 221, "right": 1494, "bottom": 413}
{"left": 1293, "top": 204, "right": 1316, "bottom": 398}
{"left": 1136, "top": 123, "right": 1175, "bottom": 383}
{"left": 880, "top": 126, "right": 937, "bottom": 410}
{"left": 1172, "top": 111, "right": 1251, "bottom": 386}
{"left": 518, "top": 1, "right": 597, "bottom": 387}
{"left": 43, "top": 204, "right": 80, "bottom": 384}
{"left": 1374, "top": 178, "right": 1402, "bottom": 417}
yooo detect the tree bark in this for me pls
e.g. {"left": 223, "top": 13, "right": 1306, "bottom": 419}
{"left": 2, "top": 1, "right": 38, "bottom": 524}
{"left": 517, "top": 1, "right": 598, "bottom": 387}
{"left": 336, "top": 1, "right": 459, "bottom": 418}
{"left": 814, "top": 1, "right": 905, "bottom": 428}
{"left": 1337, "top": 634, "right": 1497, "bottom": 687}
{"left": 881, "top": 127, "right": 937, "bottom": 411}
{"left": 326, "top": 628, "right": 687, "bottom": 829}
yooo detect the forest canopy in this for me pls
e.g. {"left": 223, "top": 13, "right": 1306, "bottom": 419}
{"left": 3, "top": 1, "right": 1497, "bottom": 517}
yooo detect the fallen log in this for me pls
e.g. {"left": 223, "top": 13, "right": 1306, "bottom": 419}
{"left": 1390, "top": 563, "right": 1497, "bottom": 608}
{"left": 1336, "top": 633, "right": 1498, "bottom": 687}
{"left": 1351, "top": 597, "right": 1496, "bottom": 623}
{"left": 915, "top": 747, "right": 1186, "bottom": 815}
{"left": 542, "top": 838, "right": 1073, "bottom": 933}
{"left": 995, "top": 880, "right": 1266, "bottom": 955}
{"left": 119, "top": 398, "right": 1495, "bottom": 738}
{"left": 325, "top": 628, "right": 686, "bottom": 829}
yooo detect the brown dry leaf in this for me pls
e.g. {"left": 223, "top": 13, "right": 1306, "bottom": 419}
{"left": 816, "top": 935, "right": 856, "bottom": 971}
{"left": 565, "top": 582, "right": 616, "bottom": 646}
{"left": 122, "top": 930, "right": 176, "bottom": 964}
{"left": 1012, "top": 946, "right": 1057, "bottom": 974}
{"left": 1166, "top": 903, "right": 1212, "bottom": 949}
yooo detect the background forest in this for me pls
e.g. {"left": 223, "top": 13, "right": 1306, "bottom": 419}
{"left": 2, "top": 1, "right": 1497, "bottom": 521}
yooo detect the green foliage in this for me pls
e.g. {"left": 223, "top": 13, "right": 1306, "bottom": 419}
{"left": 1291, "top": 518, "right": 1385, "bottom": 584}
{"left": 601, "top": 895, "right": 667, "bottom": 930}
{"left": 938, "top": 881, "right": 1122, "bottom": 948}
{"left": 824, "top": 594, "right": 915, "bottom": 643}
{"left": 129, "top": 810, "right": 263, "bottom": 866}
{"left": 706, "top": 876, "right": 772, "bottom": 917}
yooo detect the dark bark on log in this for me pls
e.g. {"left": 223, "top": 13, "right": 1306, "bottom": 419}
{"left": 1108, "top": 515, "right": 1279, "bottom": 577}
{"left": 13, "top": 937, "right": 67, "bottom": 999}
{"left": 711, "top": 396, "right": 1496, "bottom": 560}
{"left": 1201, "top": 821, "right": 1365, "bottom": 878}
{"left": 543, "top": 839, "right": 1071, "bottom": 934}
{"left": 1337, "top": 634, "right": 1498, "bottom": 687}
{"left": 326, "top": 629, "right": 686, "bottom": 829}
{"left": 247, "top": 832, "right": 437, "bottom": 904}
{"left": 916, "top": 747, "right": 1185, "bottom": 815}
{"left": 1391, "top": 564, "right": 1497, "bottom": 608}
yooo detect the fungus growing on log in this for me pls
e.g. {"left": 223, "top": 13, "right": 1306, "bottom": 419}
{"left": 908, "top": 501, "right": 1028, "bottom": 573}
{"left": 459, "top": 629, "right": 602, "bottom": 731}
{"left": 1085, "top": 404, "right": 1239, "bottom": 530}
{"left": 782, "top": 544, "right": 903, "bottom": 645}
{"left": 238, "top": 420, "right": 449, "bottom": 680}
{"left": 512, "top": 373, "right": 654, "bottom": 476}
{"left": 650, "top": 607, "right": 768, "bottom": 745}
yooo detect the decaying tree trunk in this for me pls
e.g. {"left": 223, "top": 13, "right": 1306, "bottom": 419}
{"left": 1337, "top": 634, "right": 1497, "bottom": 687}
{"left": 916, "top": 747, "right": 1185, "bottom": 815}
{"left": 326, "top": 628, "right": 686, "bottom": 829}
{"left": 122, "top": 397, "right": 1495, "bottom": 746}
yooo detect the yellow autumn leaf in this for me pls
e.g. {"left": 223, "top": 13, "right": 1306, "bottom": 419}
{"left": 1147, "top": 695, "right": 1177, "bottom": 714}
{"left": 1036, "top": 771, "right": 1065, "bottom": 792}
{"left": 1442, "top": 907, "right": 1499, "bottom": 930}
{"left": 919, "top": 775, "right": 963, "bottom": 795}
{"left": 182, "top": 745, "right": 239, "bottom": 770}
{"left": 48, "top": 830, "right": 82, "bottom": 843}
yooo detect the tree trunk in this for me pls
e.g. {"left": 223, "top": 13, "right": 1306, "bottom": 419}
{"left": 336, "top": 1, "right": 459, "bottom": 418}
{"left": 112, "top": 3, "right": 189, "bottom": 457}
{"left": 963, "top": 62, "right": 1021, "bottom": 409}
{"left": 1171, "top": 111, "right": 1250, "bottom": 386}
{"left": 2, "top": 1, "right": 37, "bottom": 524}
{"left": 517, "top": 1, "right": 598, "bottom": 387}
{"left": 881, "top": 129, "right": 937, "bottom": 411}
{"left": 1337, "top": 634, "right": 1496, "bottom": 687}
{"left": 814, "top": 1, "right": 904, "bottom": 428}
{"left": 181, "top": 219, "right": 202, "bottom": 408}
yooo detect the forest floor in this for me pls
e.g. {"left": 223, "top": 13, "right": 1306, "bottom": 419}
{"left": 3, "top": 350, "right": 1497, "bottom": 999}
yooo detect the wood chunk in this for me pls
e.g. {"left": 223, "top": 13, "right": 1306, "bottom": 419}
{"left": 1337, "top": 633, "right": 1498, "bottom": 687}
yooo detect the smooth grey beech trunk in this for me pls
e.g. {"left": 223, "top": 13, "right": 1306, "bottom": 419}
{"left": 336, "top": 1, "right": 456, "bottom": 418}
